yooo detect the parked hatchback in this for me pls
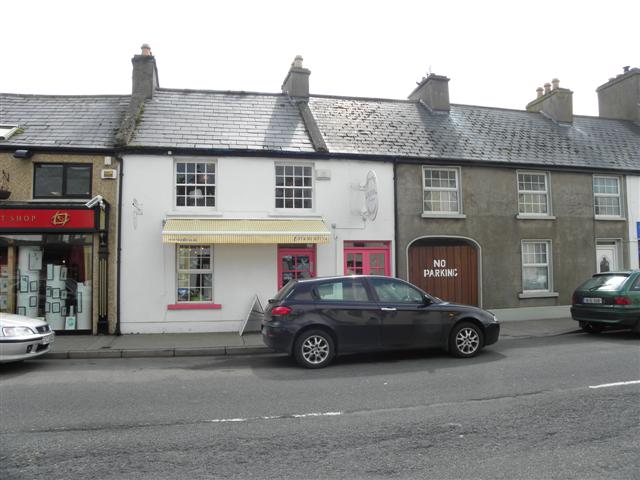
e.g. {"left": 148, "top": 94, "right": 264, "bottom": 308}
{"left": 571, "top": 270, "right": 640, "bottom": 333}
{"left": 262, "top": 275, "right": 500, "bottom": 368}
{"left": 0, "top": 313, "right": 55, "bottom": 363}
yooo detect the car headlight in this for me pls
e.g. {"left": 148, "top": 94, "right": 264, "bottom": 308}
{"left": 2, "top": 326, "right": 35, "bottom": 337}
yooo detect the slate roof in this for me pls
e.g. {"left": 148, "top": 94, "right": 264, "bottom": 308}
{"left": 308, "top": 96, "right": 640, "bottom": 172}
{"left": 128, "top": 89, "right": 315, "bottom": 152}
{"left": 0, "top": 93, "right": 129, "bottom": 149}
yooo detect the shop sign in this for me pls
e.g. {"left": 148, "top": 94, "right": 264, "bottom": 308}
{"left": 423, "top": 259, "right": 459, "bottom": 278}
{"left": 0, "top": 209, "right": 96, "bottom": 231}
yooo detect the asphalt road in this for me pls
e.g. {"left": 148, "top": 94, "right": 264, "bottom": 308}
{"left": 1, "top": 330, "right": 639, "bottom": 480}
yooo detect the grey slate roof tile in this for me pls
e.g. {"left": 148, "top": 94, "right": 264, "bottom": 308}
{"left": 308, "top": 96, "right": 640, "bottom": 171}
{"left": 0, "top": 93, "right": 129, "bottom": 148}
{"left": 129, "top": 89, "right": 315, "bottom": 152}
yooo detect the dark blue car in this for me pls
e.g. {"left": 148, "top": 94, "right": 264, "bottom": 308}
{"left": 262, "top": 275, "right": 500, "bottom": 368}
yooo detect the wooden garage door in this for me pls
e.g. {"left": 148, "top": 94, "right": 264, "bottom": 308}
{"left": 409, "top": 243, "right": 478, "bottom": 306}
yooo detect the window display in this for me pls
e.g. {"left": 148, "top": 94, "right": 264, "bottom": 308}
{"left": 0, "top": 234, "right": 93, "bottom": 331}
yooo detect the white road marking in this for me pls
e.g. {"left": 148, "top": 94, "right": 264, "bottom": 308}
{"left": 588, "top": 380, "right": 640, "bottom": 389}
{"left": 206, "top": 411, "right": 343, "bottom": 424}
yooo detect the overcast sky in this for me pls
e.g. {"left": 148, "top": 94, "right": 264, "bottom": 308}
{"left": 1, "top": 0, "right": 637, "bottom": 116}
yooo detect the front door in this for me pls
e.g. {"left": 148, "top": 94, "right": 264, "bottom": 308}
{"left": 278, "top": 246, "right": 316, "bottom": 289}
{"left": 596, "top": 241, "right": 619, "bottom": 273}
{"left": 344, "top": 241, "right": 391, "bottom": 276}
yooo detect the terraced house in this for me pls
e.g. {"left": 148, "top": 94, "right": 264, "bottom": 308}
{"left": 1, "top": 45, "right": 638, "bottom": 334}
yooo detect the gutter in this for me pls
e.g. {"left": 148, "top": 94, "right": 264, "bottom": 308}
{"left": 115, "top": 155, "right": 123, "bottom": 335}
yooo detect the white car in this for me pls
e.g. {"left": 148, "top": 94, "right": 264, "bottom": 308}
{"left": 0, "top": 313, "right": 55, "bottom": 363}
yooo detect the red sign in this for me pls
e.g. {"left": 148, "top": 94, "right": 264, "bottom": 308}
{"left": 0, "top": 209, "right": 96, "bottom": 230}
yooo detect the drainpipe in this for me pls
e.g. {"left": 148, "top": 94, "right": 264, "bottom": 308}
{"left": 115, "top": 155, "right": 123, "bottom": 335}
{"left": 393, "top": 160, "right": 399, "bottom": 278}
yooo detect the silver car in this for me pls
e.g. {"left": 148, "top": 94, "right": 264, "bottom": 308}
{"left": 0, "top": 313, "right": 55, "bottom": 363}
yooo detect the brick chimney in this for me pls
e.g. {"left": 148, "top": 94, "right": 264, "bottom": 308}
{"left": 409, "top": 74, "right": 450, "bottom": 112}
{"left": 132, "top": 43, "right": 159, "bottom": 99}
{"left": 526, "top": 78, "right": 573, "bottom": 124}
{"left": 596, "top": 66, "right": 640, "bottom": 123}
{"left": 281, "top": 55, "right": 310, "bottom": 98}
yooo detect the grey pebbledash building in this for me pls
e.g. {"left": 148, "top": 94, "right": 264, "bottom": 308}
{"left": 307, "top": 69, "right": 640, "bottom": 320}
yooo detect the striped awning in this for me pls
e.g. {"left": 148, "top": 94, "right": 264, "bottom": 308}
{"left": 162, "top": 218, "right": 331, "bottom": 244}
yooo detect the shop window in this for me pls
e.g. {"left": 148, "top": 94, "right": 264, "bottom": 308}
{"left": 175, "top": 160, "right": 216, "bottom": 207}
{"left": 0, "top": 234, "right": 93, "bottom": 331}
{"left": 593, "top": 175, "right": 622, "bottom": 218}
{"left": 33, "top": 163, "right": 92, "bottom": 198}
{"left": 278, "top": 245, "right": 316, "bottom": 289}
{"left": 422, "top": 166, "right": 461, "bottom": 215}
{"left": 517, "top": 171, "right": 550, "bottom": 216}
{"left": 176, "top": 245, "right": 213, "bottom": 302}
{"left": 344, "top": 241, "right": 391, "bottom": 276}
{"left": 521, "top": 240, "right": 552, "bottom": 293}
{"left": 275, "top": 164, "right": 313, "bottom": 209}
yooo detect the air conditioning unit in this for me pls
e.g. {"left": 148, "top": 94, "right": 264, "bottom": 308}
{"left": 101, "top": 169, "right": 117, "bottom": 179}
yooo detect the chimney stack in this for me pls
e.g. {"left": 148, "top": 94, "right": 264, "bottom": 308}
{"left": 409, "top": 74, "right": 450, "bottom": 112}
{"left": 132, "top": 43, "right": 159, "bottom": 100}
{"left": 281, "top": 55, "right": 310, "bottom": 98}
{"left": 596, "top": 66, "right": 640, "bottom": 123}
{"left": 526, "top": 78, "right": 573, "bottom": 124}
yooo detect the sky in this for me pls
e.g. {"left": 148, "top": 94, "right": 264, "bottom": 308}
{"left": 1, "top": 0, "right": 638, "bottom": 116}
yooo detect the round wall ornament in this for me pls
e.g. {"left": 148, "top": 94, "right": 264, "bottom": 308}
{"left": 363, "top": 170, "right": 378, "bottom": 221}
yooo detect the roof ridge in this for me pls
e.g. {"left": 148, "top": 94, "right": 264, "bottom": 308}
{"left": 0, "top": 92, "right": 129, "bottom": 99}
{"left": 156, "top": 87, "right": 285, "bottom": 97}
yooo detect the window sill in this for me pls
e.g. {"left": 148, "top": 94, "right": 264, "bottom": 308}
{"left": 594, "top": 216, "right": 625, "bottom": 221}
{"left": 516, "top": 214, "right": 556, "bottom": 220}
{"left": 269, "top": 211, "right": 321, "bottom": 218}
{"left": 167, "top": 303, "right": 222, "bottom": 310}
{"left": 166, "top": 211, "right": 222, "bottom": 218}
{"left": 421, "top": 213, "right": 466, "bottom": 219}
{"left": 518, "top": 292, "right": 559, "bottom": 299}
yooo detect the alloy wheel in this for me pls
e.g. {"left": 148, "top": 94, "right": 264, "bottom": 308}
{"left": 455, "top": 327, "right": 480, "bottom": 355}
{"left": 301, "top": 334, "right": 330, "bottom": 365}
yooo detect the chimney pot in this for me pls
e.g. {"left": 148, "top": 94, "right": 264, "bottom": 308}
{"left": 544, "top": 83, "right": 551, "bottom": 94}
{"left": 623, "top": 65, "right": 630, "bottom": 73}
{"left": 293, "top": 55, "right": 304, "bottom": 69}
{"left": 551, "top": 78, "right": 560, "bottom": 90}
{"left": 141, "top": 43, "right": 152, "bottom": 56}
{"left": 536, "top": 87, "right": 544, "bottom": 98}
{"left": 281, "top": 55, "right": 311, "bottom": 97}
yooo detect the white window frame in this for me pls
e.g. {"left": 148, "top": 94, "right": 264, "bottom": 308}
{"left": 520, "top": 240, "right": 554, "bottom": 296}
{"left": 174, "top": 159, "right": 217, "bottom": 209}
{"left": 176, "top": 245, "right": 214, "bottom": 303}
{"left": 274, "top": 163, "right": 314, "bottom": 210}
{"left": 593, "top": 175, "right": 623, "bottom": 219}
{"left": 422, "top": 166, "right": 464, "bottom": 217}
{"left": 517, "top": 171, "right": 552, "bottom": 217}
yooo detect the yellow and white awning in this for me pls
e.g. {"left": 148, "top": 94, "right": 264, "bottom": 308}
{"left": 162, "top": 218, "right": 331, "bottom": 244}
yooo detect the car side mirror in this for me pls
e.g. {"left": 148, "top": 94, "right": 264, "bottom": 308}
{"left": 423, "top": 295, "right": 433, "bottom": 306}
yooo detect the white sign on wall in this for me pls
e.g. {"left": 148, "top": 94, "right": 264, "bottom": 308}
{"left": 362, "top": 170, "right": 378, "bottom": 221}
{"left": 424, "top": 259, "right": 459, "bottom": 278}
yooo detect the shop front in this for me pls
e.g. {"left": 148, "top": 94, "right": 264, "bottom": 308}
{"left": 0, "top": 204, "right": 108, "bottom": 333}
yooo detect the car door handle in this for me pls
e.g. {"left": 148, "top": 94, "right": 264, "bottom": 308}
{"left": 381, "top": 307, "right": 397, "bottom": 311}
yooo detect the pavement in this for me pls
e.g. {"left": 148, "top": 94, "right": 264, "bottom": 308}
{"left": 44, "top": 317, "right": 581, "bottom": 360}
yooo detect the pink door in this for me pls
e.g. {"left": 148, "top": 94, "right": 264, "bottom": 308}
{"left": 278, "top": 247, "right": 316, "bottom": 288}
{"left": 344, "top": 242, "right": 391, "bottom": 276}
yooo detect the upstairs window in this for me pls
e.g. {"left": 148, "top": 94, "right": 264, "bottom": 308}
{"left": 275, "top": 164, "right": 313, "bottom": 209}
{"left": 33, "top": 163, "right": 92, "bottom": 198}
{"left": 175, "top": 161, "right": 216, "bottom": 207}
{"left": 593, "top": 176, "right": 622, "bottom": 217}
{"left": 423, "top": 167, "right": 461, "bottom": 214}
{"left": 517, "top": 172, "right": 550, "bottom": 216}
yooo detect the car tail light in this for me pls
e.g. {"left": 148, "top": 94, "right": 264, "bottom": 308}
{"left": 614, "top": 296, "right": 631, "bottom": 305}
{"left": 271, "top": 306, "right": 293, "bottom": 316}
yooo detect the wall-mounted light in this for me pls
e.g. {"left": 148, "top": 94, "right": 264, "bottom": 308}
{"left": 13, "top": 149, "right": 33, "bottom": 159}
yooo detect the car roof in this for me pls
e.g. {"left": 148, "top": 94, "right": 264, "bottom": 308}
{"left": 593, "top": 270, "right": 636, "bottom": 276}
{"left": 294, "top": 275, "right": 400, "bottom": 285}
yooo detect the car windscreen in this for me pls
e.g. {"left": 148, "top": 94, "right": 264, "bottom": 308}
{"left": 578, "top": 274, "right": 629, "bottom": 292}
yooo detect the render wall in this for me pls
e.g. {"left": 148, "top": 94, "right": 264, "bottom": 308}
{"left": 120, "top": 154, "right": 394, "bottom": 333}
{"left": 395, "top": 163, "right": 629, "bottom": 316}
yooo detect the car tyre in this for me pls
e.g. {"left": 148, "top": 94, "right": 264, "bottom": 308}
{"left": 449, "top": 322, "right": 483, "bottom": 358}
{"left": 580, "top": 321, "right": 604, "bottom": 334}
{"left": 293, "top": 329, "right": 335, "bottom": 369}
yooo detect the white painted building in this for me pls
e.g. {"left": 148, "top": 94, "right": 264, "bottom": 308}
{"left": 120, "top": 154, "right": 394, "bottom": 333}
{"left": 627, "top": 175, "right": 640, "bottom": 270}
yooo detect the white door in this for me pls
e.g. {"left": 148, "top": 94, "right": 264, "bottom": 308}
{"left": 596, "top": 242, "right": 619, "bottom": 273}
